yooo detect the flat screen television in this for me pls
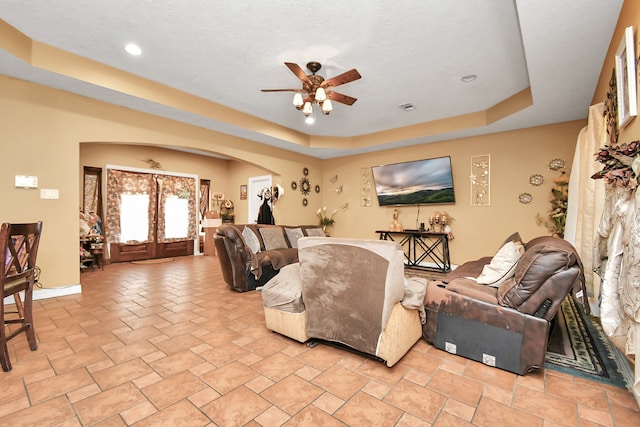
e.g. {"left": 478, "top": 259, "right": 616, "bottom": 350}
{"left": 371, "top": 156, "right": 455, "bottom": 206}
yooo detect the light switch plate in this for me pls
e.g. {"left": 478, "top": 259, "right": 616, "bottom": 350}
{"left": 40, "top": 189, "right": 59, "bottom": 199}
{"left": 15, "top": 175, "right": 38, "bottom": 188}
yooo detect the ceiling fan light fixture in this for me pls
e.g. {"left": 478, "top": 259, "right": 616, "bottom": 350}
{"left": 292, "top": 93, "right": 304, "bottom": 107}
{"left": 302, "top": 101, "right": 312, "bottom": 116}
{"left": 321, "top": 99, "right": 333, "bottom": 114}
{"left": 315, "top": 87, "right": 327, "bottom": 102}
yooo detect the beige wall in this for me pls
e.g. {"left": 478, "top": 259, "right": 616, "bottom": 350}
{"left": 592, "top": 0, "right": 640, "bottom": 146}
{"left": 322, "top": 121, "right": 583, "bottom": 262}
{"left": 1, "top": 70, "right": 585, "bottom": 289}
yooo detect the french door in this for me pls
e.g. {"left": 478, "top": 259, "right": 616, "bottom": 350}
{"left": 106, "top": 167, "right": 197, "bottom": 262}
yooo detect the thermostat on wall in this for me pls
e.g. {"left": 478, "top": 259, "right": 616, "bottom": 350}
{"left": 15, "top": 175, "right": 38, "bottom": 189}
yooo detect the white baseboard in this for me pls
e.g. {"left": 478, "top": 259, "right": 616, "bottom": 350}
{"left": 3, "top": 284, "right": 82, "bottom": 305}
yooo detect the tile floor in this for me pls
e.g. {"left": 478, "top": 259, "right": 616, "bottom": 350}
{"left": 1, "top": 255, "right": 639, "bottom": 426}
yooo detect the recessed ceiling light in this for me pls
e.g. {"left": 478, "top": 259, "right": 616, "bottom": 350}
{"left": 461, "top": 74, "right": 477, "bottom": 82}
{"left": 124, "top": 43, "right": 142, "bottom": 56}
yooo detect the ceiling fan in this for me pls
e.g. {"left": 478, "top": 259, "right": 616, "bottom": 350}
{"left": 261, "top": 61, "right": 361, "bottom": 118}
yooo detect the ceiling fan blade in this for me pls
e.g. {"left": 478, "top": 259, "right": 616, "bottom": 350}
{"left": 322, "top": 69, "right": 361, "bottom": 88}
{"left": 327, "top": 91, "right": 357, "bottom": 106}
{"left": 261, "top": 89, "right": 300, "bottom": 92}
{"left": 285, "top": 62, "right": 313, "bottom": 86}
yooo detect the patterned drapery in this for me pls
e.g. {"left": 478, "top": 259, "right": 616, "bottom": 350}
{"left": 200, "top": 179, "right": 210, "bottom": 220}
{"left": 106, "top": 169, "right": 157, "bottom": 244}
{"left": 157, "top": 174, "right": 197, "bottom": 243}
{"left": 83, "top": 174, "right": 99, "bottom": 215}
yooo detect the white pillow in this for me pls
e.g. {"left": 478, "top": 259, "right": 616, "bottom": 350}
{"left": 476, "top": 240, "right": 524, "bottom": 287}
{"left": 242, "top": 227, "right": 261, "bottom": 254}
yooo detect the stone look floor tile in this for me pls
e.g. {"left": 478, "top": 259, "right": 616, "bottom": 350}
{"left": 0, "top": 256, "right": 634, "bottom": 426}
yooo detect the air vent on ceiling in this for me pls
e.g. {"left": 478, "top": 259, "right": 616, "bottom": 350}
{"left": 398, "top": 102, "right": 416, "bottom": 111}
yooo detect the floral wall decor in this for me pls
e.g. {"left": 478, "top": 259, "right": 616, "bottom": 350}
{"left": 536, "top": 171, "right": 569, "bottom": 237}
{"left": 591, "top": 140, "right": 640, "bottom": 189}
{"left": 470, "top": 154, "right": 490, "bottom": 206}
{"left": 361, "top": 167, "right": 373, "bottom": 207}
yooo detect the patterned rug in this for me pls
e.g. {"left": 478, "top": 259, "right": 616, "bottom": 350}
{"left": 546, "top": 296, "right": 633, "bottom": 390}
{"left": 405, "top": 268, "right": 633, "bottom": 389}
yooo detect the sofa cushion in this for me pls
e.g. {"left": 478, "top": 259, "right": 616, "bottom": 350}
{"left": 304, "top": 227, "right": 325, "bottom": 237}
{"left": 476, "top": 240, "right": 524, "bottom": 287}
{"left": 285, "top": 227, "right": 304, "bottom": 248}
{"left": 261, "top": 263, "right": 304, "bottom": 313}
{"left": 498, "top": 236, "right": 578, "bottom": 308}
{"left": 242, "top": 226, "right": 261, "bottom": 254}
{"left": 259, "top": 227, "right": 289, "bottom": 250}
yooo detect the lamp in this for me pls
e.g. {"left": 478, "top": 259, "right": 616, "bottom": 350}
{"left": 296, "top": 85, "right": 333, "bottom": 122}
{"left": 292, "top": 92, "right": 303, "bottom": 108}
{"left": 321, "top": 99, "right": 333, "bottom": 115}
{"left": 315, "top": 87, "right": 326, "bottom": 102}
{"left": 302, "top": 101, "right": 313, "bottom": 116}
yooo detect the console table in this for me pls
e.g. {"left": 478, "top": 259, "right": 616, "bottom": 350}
{"left": 376, "top": 230, "right": 451, "bottom": 272}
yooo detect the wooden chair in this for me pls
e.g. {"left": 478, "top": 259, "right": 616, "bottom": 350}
{"left": 1, "top": 222, "right": 43, "bottom": 372}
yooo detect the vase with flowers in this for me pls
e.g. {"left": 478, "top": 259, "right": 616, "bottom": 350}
{"left": 536, "top": 171, "right": 569, "bottom": 237}
{"left": 316, "top": 206, "right": 337, "bottom": 236}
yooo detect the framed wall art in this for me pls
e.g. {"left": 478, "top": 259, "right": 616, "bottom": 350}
{"left": 240, "top": 184, "right": 247, "bottom": 200}
{"left": 615, "top": 25, "right": 637, "bottom": 128}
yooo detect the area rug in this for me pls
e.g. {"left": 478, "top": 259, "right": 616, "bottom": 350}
{"left": 546, "top": 296, "right": 633, "bottom": 390}
{"left": 130, "top": 258, "right": 175, "bottom": 265}
{"left": 405, "top": 268, "right": 633, "bottom": 390}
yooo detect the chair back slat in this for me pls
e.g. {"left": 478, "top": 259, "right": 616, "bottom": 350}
{"left": 2, "top": 222, "right": 43, "bottom": 290}
{"left": 0, "top": 221, "right": 42, "bottom": 371}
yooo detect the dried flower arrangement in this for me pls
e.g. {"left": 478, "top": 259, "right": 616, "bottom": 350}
{"left": 591, "top": 140, "right": 640, "bottom": 189}
{"left": 536, "top": 171, "right": 569, "bottom": 237}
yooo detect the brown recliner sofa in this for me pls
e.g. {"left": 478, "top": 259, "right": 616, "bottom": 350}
{"left": 214, "top": 223, "right": 324, "bottom": 292}
{"left": 423, "top": 235, "right": 588, "bottom": 375}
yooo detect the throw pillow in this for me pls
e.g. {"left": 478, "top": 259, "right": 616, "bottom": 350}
{"left": 259, "top": 227, "right": 288, "bottom": 250}
{"left": 476, "top": 240, "right": 524, "bottom": 287}
{"left": 304, "top": 227, "right": 325, "bottom": 237}
{"left": 285, "top": 227, "right": 304, "bottom": 248}
{"left": 242, "top": 226, "right": 261, "bottom": 254}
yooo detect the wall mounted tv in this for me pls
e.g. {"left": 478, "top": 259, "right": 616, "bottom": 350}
{"left": 371, "top": 156, "right": 455, "bottom": 206}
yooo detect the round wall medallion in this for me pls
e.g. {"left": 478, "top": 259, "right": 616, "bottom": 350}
{"left": 291, "top": 181, "right": 297, "bottom": 190}
{"left": 529, "top": 174, "right": 544, "bottom": 186}
{"left": 315, "top": 185, "right": 320, "bottom": 193}
{"left": 303, "top": 167, "right": 309, "bottom": 176}
{"left": 518, "top": 192, "right": 533, "bottom": 204}
{"left": 302, "top": 198, "right": 308, "bottom": 206}
{"left": 299, "top": 177, "right": 311, "bottom": 195}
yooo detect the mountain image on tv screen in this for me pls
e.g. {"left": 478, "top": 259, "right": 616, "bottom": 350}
{"left": 372, "top": 156, "right": 455, "bottom": 206}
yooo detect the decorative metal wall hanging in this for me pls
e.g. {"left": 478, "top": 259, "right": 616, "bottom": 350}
{"left": 604, "top": 68, "right": 619, "bottom": 144}
{"left": 529, "top": 174, "right": 544, "bottom": 186}
{"left": 299, "top": 176, "right": 311, "bottom": 195}
{"left": 470, "top": 154, "right": 490, "bottom": 206}
{"left": 518, "top": 192, "right": 533, "bottom": 204}
{"left": 548, "top": 158, "right": 565, "bottom": 171}
{"left": 361, "top": 168, "right": 373, "bottom": 207}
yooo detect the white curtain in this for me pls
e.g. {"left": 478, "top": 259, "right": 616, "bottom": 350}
{"left": 565, "top": 102, "right": 607, "bottom": 313}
